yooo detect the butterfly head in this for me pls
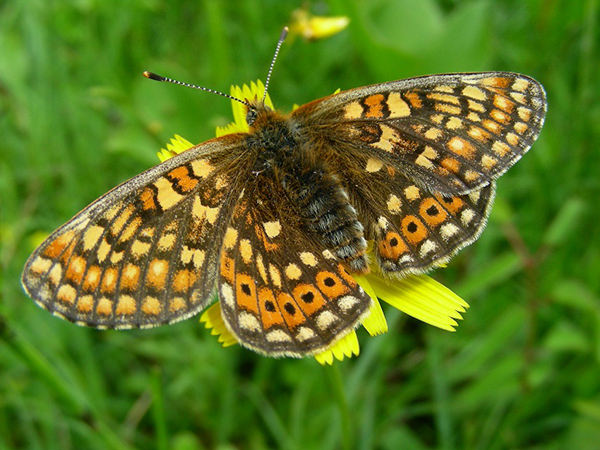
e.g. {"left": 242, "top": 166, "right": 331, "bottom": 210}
{"left": 245, "top": 101, "right": 276, "bottom": 127}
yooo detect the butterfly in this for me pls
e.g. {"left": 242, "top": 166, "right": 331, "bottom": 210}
{"left": 21, "top": 29, "right": 547, "bottom": 358}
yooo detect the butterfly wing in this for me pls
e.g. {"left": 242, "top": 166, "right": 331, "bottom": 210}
{"left": 217, "top": 175, "right": 372, "bottom": 357}
{"left": 293, "top": 72, "right": 546, "bottom": 194}
{"left": 344, "top": 157, "right": 495, "bottom": 275}
{"left": 22, "top": 135, "right": 250, "bottom": 329}
{"left": 291, "top": 72, "right": 546, "bottom": 275}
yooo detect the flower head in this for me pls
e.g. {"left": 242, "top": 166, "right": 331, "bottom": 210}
{"left": 289, "top": 9, "right": 350, "bottom": 41}
{"left": 158, "top": 80, "right": 469, "bottom": 365}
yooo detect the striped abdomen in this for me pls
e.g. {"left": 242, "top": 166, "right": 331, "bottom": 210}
{"left": 282, "top": 163, "right": 368, "bottom": 273}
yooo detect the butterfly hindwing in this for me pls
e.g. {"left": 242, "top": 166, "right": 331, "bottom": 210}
{"left": 217, "top": 176, "right": 372, "bottom": 356}
{"left": 22, "top": 136, "right": 249, "bottom": 328}
{"left": 352, "top": 161, "right": 495, "bottom": 274}
{"left": 294, "top": 72, "right": 546, "bottom": 195}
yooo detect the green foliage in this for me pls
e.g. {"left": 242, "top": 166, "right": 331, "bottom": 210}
{"left": 1, "top": 0, "right": 599, "bottom": 448}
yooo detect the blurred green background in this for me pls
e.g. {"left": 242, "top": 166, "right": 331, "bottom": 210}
{"left": 1, "top": 0, "right": 599, "bottom": 449}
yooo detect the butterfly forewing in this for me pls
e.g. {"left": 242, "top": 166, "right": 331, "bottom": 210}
{"left": 295, "top": 72, "right": 546, "bottom": 195}
{"left": 22, "top": 136, "right": 249, "bottom": 328}
{"left": 217, "top": 176, "right": 372, "bottom": 356}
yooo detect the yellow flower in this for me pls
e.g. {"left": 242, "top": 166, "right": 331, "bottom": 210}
{"left": 158, "top": 80, "right": 469, "bottom": 365}
{"left": 289, "top": 9, "right": 350, "bottom": 41}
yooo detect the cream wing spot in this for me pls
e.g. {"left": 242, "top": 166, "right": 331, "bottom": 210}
{"left": 469, "top": 191, "right": 481, "bottom": 203}
{"left": 111, "top": 206, "right": 133, "bottom": 235}
{"left": 57, "top": 285, "right": 76, "bottom": 305}
{"left": 517, "top": 106, "right": 532, "bottom": 121}
{"left": 142, "top": 296, "right": 161, "bottom": 316}
{"left": 387, "top": 92, "right": 411, "bottom": 117}
{"left": 285, "top": 263, "right": 302, "bottom": 280}
{"left": 424, "top": 127, "right": 443, "bottom": 140}
{"left": 116, "top": 295, "right": 136, "bottom": 315}
{"left": 220, "top": 283, "right": 234, "bottom": 308}
{"left": 110, "top": 251, "right": 124, "bottom": 264}
{"left": 120, "top": 217, "right": 141, "bottom": 242}
{"left": 77, "top": 295, "right": 94, "bottom": 313}
{"left": 296, "top": 327, "right": 316, "bottom": 342}
{"left": 506, "top": 132, "right": 519, "bottom": 146}
{"left": 481, "top": 154, "right": 498, "bottom": 170}
{"left": 435, "top": 103, "right": 461, "bottom": 115}
{"left": 238, "top": 311, "right": 261, "bottom": 332}
{"left": 344, "top": 101, "right": 363, "bottom": 119}
{"left": 193, "top": 250, "right": 205, "bottom": 268}
{"left": 269, "top": 264, "right": 282, "bottom": 288}
{"left": 322, "top": 249, "right": 336, "bottom": 260}
{"left": 223, "top": 227, "right": 238, "bottom": 250}
{"left": 492, "top": 141, "right": 511, "bottom": 157}
{"left": 415, "top": 154, "right": 434, "bottom": 169}
{"left": 462, "top": 85, "right": 487, "bottom": 101}
{"left": 30, "top": 257, "right": 52, "bottom": 275}
{"left": 166, "top": 297, "right": 185, "bottom": 313}
{"left": 49, "top": 265, "right": 63, "bottom": 286}
{"left": 317, "top": 311, "right": 338, "bottom": 330}
{"left": 103, "top": 203, "right": 122, "bottom": 221}
{"left": 512, "top": 78, "right": 529, "bottom": 92}
{"left": 419, "top": 240, "right": 437, "bottom": 257}
{"left": 83, "top": 225, "right": 104, "bottom": 251}
{"left": 404, "top": 186, "right": 420, "bottom": 201}
{"left": 365, "top": 157, "right": 383, "bottom": 172}
{"left": 468, "top": 99, "right": 485, "bottom": 113}
{"left": 434, "top": 85, "right": 454, "bottom": 93}
{"left": 430, "top": 113, "right": 444, "bottom": 124}
{"left": 263, "top": 221, "right": 281, "bottom": 239}
{"left": 190, "top": 159, "right": 214, "bottom": 178}
{"left": 96, "top": 297, "right": 113, "bottom": 316}
{"left": 464, "top": 170, "right": 480, "bottom": 182}
{"left": 461, "top": 209, "right": 475, "bottom": 225}
{"left": 154, "top": 177, "right": 184, "bottom": 210}
{"left": 514, "top": 122, "right": 528, "bottom": 134}
{"left": 373, "top": 125, "right": 400, "bottom": 152}
{"left": 467, "top": 112, "right": 481, "bottom": 122}
{"left": 266, "top": 329, "right": 292, "bottom": 342}
{"left": 239, "top": 239, "right": 253, "bottom": 264}
{"left": 422, "top": 146, "right": 438, "bottom": 160}
{"left": 377, "top": 216, "right": 390, "bottom": 231}
{"left": 97, "top": 238, "right": 111, "bottom": 263}
{"left": 192, "top": 197, "right": 219, "bottom": 224}
{"left": 300, "top": 252, "right": 317, "bottom": 267}
{"left": 150, "top": 259, "right": 167, "bottom": 277}
{"left": 338, "top": 295, "right": 360, "bottom": 313}
{"left": 446, "top": 117, "right": 463, "bottom": 130}
{"left": 511, "top": 92, "right": 526, "bottom": 103}
{"left": 256, "top": 253, "right": 268, "bottom": 283}
{"left": 440, "top": 223, "right": 460, "bottom": 239}
{"left": 428, "top": 92, "right": 460, "bottom": 105}
{"left": 387, "top": 194, "right": 402, "bottom": 214}
{"left": 158, "top": 233, "right": 176, "bottom": 251}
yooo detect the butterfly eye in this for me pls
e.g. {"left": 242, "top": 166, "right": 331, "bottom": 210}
{"left": 246, "top": 109, "right": 258, "bottom": 126}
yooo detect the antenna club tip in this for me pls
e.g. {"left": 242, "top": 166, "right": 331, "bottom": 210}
{"left": 280, "top": 26, "right": 289, "bottom": 39}
{"left": 143, "top": 71, "right": 164, "bottom": 81}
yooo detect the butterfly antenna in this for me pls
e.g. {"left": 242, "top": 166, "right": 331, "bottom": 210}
{"left": 142, "top": 71, "right": 255, "bottom": 110}
{"left": 262, "top": 26, "right": 288, "bottom": 103}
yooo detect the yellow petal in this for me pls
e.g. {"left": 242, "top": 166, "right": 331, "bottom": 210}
{"left": 290, "top": 9, "right": 350, "bottom": 40}
{"left": 353, "top": 275, "right": 388, "bottom": 335}
{"left": 215, "top": 122, "right": 242, "bottom": 137}
{"left": 224, "top": 80, "right": 274, "bottom": 137}
{"left": 315, "top": 330, "right": 359, "bottom": 365}
{"left": 199, "top": 302, "right": 238, "bottom": 347}
{"left": 156, "top": 134, "right": 194, "bottom": 162}
{"left": 367, "top": 272, "right": 469, "bottom": 331}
